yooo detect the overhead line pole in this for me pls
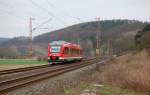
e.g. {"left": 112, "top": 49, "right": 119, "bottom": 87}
{"left": 28, "top": 17, "right": 52, "bottom": 58}
{"left": 95, "top": 17, "right": 101, "bottom": 56}
{"left": 108, "top": 38, "right": 111, "bottom": 57}
{"left": 29, "top": 17, "right": 33, "bottom": 58}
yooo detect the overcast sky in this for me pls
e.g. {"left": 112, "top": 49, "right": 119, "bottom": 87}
{"left": 0, "top": 0, "right": 150, "bottom": 38}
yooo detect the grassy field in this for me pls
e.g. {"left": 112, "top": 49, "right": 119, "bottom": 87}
{"left": 0, "top": 59, "right": 48, "bottom": 70}
{"left": 0, "top": 59, "right": 47, "bottom": 65}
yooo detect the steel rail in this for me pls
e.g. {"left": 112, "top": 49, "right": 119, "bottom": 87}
{"left": 0, "top": 57, "right": 97, "bottom": 75}
{"left": 0, "top": 58, "right": 103, "bottom": 94}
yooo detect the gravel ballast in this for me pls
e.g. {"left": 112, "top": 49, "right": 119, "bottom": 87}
{"left": 5, "top": 62, "right": 102, "bottom": 95}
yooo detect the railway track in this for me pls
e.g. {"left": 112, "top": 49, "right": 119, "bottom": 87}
{"left": 0, "top": 57, "right": 97, "bottom": 75}
{"left": 0, "top": 57, "right": 104, "bottom": 94}
{"left": 0, "top": 64, "right": 49, "bottom": 75}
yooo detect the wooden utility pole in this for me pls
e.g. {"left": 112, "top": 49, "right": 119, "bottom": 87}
{"left": 28, "top": 17, "right": 33, "bottom": 57}
{"left": 27, "top": 18, "right": 52, "bottom": 58}
{"left": 95, "top": 17, "right": 101, "bottom": 56}
{"left": 108, "top": 38, "right": 112, "bottom": 57}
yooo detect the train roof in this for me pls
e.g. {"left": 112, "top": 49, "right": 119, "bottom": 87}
{"left": 50, "top": 41, "right": 70, "bottom": 45}
{"left": 49, "top": 41, "right": 82, "bottom": 49}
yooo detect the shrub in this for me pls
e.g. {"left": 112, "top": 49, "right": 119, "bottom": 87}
{"left": 37, "top": 57, "right": 42, "bottom": 61}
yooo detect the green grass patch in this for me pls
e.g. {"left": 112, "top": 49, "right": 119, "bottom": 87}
{"left": 0, "top": 59, "right": 47, "bottom": 65}
{"left": 100, "top": 86, "right": 145, "bottom": 95}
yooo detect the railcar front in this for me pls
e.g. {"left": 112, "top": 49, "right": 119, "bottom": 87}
{"left": 48, "top": 43, "right": 64, "bottom": 64}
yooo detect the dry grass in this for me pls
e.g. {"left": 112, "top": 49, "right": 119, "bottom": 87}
{"left": 62, "top": 71, "right": 100, "bottom": 95}
{"left": 100, "top": 50, "right": 150, "bottom": 93}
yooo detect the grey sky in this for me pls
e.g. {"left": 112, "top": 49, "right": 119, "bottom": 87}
{"left": 0, "top": 0, "right": 150, "bottom": 38}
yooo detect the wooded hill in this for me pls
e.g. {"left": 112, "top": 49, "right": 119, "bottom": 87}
{"left": 0, "top": 38, "right": 10, "bottom": 44}
{"left": 0, "top": 20, "right": 148, "bottom": 58}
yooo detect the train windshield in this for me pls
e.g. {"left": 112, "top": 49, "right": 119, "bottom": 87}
{"left": 50, "top": 46, "right": 61, "bottom": 54}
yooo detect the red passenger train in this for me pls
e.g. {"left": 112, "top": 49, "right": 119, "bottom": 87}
{"left": 48, "top": 41, "right": 83, "bottom": 64}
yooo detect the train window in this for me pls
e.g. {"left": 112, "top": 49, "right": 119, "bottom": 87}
{"left": 78, "top": 50, "right": 80, "bottom": 55}
{"left": 72, "top": 49, "right": 77, "bottom": 55}
{"left": 71, "top": 49, "right": 73, "bottom": 55}
{"left": 71, "top": 48, "right": 74, "bottom": 55}
{"left": 76, "top": 49, "right": 78, "bottom": 55}
{"left": 50, "top": 46, "right": 61, "bottom": 54}
{"left": 74, "top": 49, "right": 78, "bottom": 55}
{"left": 70, "top": 48, "right": 73, "bottom": 55}
{"left": 74, "top": 49, "right": 76, "bottom": 55}
{"left": 67, "top": 48, "right": 69, "bottom": 54}
{"left": 80, "top": 50, "right": 82, "bottom": 55}
{"left": 63, "top": 48, "right": 66, "bottom": 54}
{"left": 69, "top": 48, "right": 80, "bottom": 55}
{"left": 64, "top": 47, "right": 69, "bottom": 54}
{"left": 72, "top": 49, "right": 74, "bottom": 55}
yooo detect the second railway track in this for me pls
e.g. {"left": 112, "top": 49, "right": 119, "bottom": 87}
{"left": 0, "top": 57, "right": 97, "bottom": 75}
